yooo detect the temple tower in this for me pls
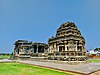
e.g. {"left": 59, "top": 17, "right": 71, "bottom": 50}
{"left": 48, "top": 22, "right": 87, "bottom": 61}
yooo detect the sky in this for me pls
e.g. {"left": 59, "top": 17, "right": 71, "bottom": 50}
{"left": 0, "top": 0, "right": 100, "bottom": 53}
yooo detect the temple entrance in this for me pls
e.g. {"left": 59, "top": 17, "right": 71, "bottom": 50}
{"left": 33, "top": 45, "right": 37, "bottom": 53}
{"left": 59, "top": 46, "right": 65, "bottom": 52}
{"left": 33, "top": 45, "right": 45, "bottom": 53}
{"left": 38, "top": 46, "right": 44, "bottom": 53}
{"left": 17, "top": 49, "right": 19, "bottom": 54}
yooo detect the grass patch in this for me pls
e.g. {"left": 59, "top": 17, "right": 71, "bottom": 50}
{"left": 0, "top": 55, "right": 10, "bottom": 59}
{"left": 0, "top": 62, "right": 73, "bottom": 75}
{"left": 90, "top": 59, "right": 100, "bottom": 63}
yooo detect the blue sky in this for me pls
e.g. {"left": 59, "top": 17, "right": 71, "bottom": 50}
{"left": 0, "top": 0, "right": 100, "bottom": 53}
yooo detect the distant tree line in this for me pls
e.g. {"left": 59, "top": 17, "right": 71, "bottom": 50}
{"left": 94, "top": 48, "right": 100, "bottom": 51}
{"left": 0, "top": 53, "right": 11, "bottom": 55}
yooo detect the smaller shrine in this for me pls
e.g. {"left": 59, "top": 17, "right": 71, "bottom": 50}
{"left": 14, "top": 40, "right": 48, "bottom": 59}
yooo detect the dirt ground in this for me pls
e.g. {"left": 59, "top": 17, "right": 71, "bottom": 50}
{"left": 89, "top": 71, "right": 100, "bottom": 75}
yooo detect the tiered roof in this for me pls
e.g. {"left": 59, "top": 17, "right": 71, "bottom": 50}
{"left": 48, "top": 22, "right": 85, "bottom": 43}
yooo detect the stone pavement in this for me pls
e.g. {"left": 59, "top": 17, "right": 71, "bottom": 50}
{"left": 0, "top": 59, "right": 100, "bottom": 75}
{"left": 0, "top": 59, "right": 12, "bottom": 62}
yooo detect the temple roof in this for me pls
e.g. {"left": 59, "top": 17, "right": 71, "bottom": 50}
{"left": 60, "top": 22, "right": 76, "bottom": 27}
{"left": 48, "top": 22, "right": 85, "bottom": 43}
{"left": 57, "top": 22, "right": 77, "bottom": 31}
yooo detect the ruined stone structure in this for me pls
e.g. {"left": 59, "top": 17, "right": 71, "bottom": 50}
{"left": 48, "top": 22, "right": 87, "bottom": 61}
{"left": 13, "top": 22, "right": 88, "bottom": 62}
{"left": 14, "top": 40, "right": 48, "bottom": 59}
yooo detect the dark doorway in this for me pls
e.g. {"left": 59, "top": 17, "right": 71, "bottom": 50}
{"left": 38, "top": 46, "right": 44, "bottom": 53}
{"left": 17, "top": 49, "right": 19, "bottom": 54}
{"left": 59, "top": 46, "right": 65, "bottom": 52}
{"left": 33, "top": 45, "right": 37, "bottom": 53}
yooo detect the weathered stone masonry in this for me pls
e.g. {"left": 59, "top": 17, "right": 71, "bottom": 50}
{"left": 14, "top": 40, "right": 48, "bottom": 59}
{"left": 14, "top": 22, "right": 88, "bottom": 62}
{"left": 48, "top": 22, "right": 87, "bottom": 61}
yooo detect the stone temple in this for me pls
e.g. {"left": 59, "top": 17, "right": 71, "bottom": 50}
{"left": 14, "top": 40, "right": 48, "bottom": 59}
{"left": 13, "top": 22, "right": 88, "bottom": 62}
{"left": 48, "top": 22, "right": 88, "bottom": 61}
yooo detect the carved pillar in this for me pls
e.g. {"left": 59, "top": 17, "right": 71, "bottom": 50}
{"left": 65, "top": 41, "right": 67, "bottom": 51}
{"left": 76, "top": 41, "right": 78, "bottom": 51}
{"left": 57, "top": 46, "right": 59, "bottom": 51}
{"left": 32, "top": 47, "right": 34, "bottom": 53}
{"left": 65, "top": 45, "right": 67, "bottom": 51}
{"left": 62, "top": 47, "right": 63, "bottom": 51}
{"left": 36, "top": 45, "right": 39, "bottom": 53}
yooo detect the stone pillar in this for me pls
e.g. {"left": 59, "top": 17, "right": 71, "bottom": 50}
{"left": 57, "top": 46, "right": 59, "bottom": 51}
{"left": 49, "top": 47, "right": 51, "bottom": 53}
{"left": 32, "top": 47, "right": 34, "bottom": 53}
{"left": 54, "top": 43, "right": 56, "bottom": 52}
{"left": 65, "top": 41, "right": 67, "bottom": 51}
{"left": 62, "top": 47, "right": 63, "bottom": 51}
{"left": 76, "top": 41, "right": 78, "bottom": 51}
{"left": 36, "top": 45, "right": 39, "bottom": 53}
{"left": 65, "top": 45, "right": 67, "bottom": 51}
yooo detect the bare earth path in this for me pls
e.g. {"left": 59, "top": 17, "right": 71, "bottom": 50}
{"left": 0, "top": 59, "right": 100, "bottom": 75}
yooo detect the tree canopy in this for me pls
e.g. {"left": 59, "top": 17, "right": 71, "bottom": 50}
{"left": 95, "top": 48, "right": 100, "bottom": 51}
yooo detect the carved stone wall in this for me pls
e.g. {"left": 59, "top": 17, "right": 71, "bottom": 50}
{"left": 48, "top": 22, "right": 87, "bottom": 61}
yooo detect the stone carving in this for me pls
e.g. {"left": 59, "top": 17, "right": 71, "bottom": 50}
{"left": 48, "top": 22, "right": 88, "bottom": 61}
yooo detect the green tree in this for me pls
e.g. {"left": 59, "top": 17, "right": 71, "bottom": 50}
{"left": 95, "top": 48, "right": 100, "bottom": 51}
